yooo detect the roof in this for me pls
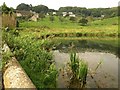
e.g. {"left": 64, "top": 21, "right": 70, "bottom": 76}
{"left": 16, "top": 10, "right": 33, "bottom": 16}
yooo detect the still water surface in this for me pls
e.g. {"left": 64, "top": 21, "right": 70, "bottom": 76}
{"left": 52, "top": 38, "right": 119, "bottom": 88}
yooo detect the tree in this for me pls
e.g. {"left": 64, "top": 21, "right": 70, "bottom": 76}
{"left": 32, "top": 5, "right": 48, "bottom": 14}
{"left": 79, "top": 18, "right": 88, "bottom": 26}
{"left": 2, "top": 2, "right": 10, "bottom": 14}
{"left": 16, "top": 3, "right": 31, "bottom": 11}
{"left": 69, "top": 17, "right": 76, "bottom": 22}
{"left": 49, "top": 16, "right": 54, "bottom": 22}
{"left": 86, "top": 16, "right": 94, "bottom": 22}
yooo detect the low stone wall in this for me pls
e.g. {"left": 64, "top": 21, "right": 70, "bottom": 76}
{"left": 3, "top": 44, "right": 36, "bottom": 89}
{"left": 1, "top": 14, "right": 17, "bottom": 29}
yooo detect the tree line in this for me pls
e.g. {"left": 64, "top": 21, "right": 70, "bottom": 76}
{"left": 1, "top": 3, "right": 119, "bottom": 18}
{"left": 15, "top": 3, "right": 119, "bottom": 18}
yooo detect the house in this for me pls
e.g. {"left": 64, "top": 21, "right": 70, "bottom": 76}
{"left": 46, "top": 13, "right": 49, "bottom": 16}
{"left": 53, "top": 12, "right": 57, "bottom": 15}
{"left": 101, "top": 15, "right": 105, "bottom": 18}
{"left": 29, "top": 13, "right": 39, "bottom": 21}
{"left": 68, "top": 12, "right": 73, "bottom": 15}
{"left": 16, "top": 10, "right": 33, "bottom": 17}
{"left": 16, "top": 13, "right": 22, "bottom": 17}
{"left": 69, "top": 14, "right": 76, "bottom": 17}
{"left": 62, "top": 12, "right": 67, "bottom": 17}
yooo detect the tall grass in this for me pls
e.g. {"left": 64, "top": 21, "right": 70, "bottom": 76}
{"left": 70, "top": 52, "right": 79, "bottom": 76}
{"left": 70, "top": 52, "right": 88, "bottom": 87}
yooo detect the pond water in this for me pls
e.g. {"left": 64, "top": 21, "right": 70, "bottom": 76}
{"left": 52, "top": 38, "right": 119, "bottom": 88}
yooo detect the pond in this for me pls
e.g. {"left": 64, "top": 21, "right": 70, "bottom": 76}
{"left": 52, "top": 37, "right": 119, "bottom": 88}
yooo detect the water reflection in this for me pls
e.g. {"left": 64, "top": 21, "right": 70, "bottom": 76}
{"left": 53, "top": 39, "right": 119, "bottom": 58}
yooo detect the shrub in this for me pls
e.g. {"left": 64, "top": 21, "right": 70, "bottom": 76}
{"left": 79, "top": 18, "right": 88, "bottom": 26}
{"left": 49, "top": 16, "right": 54, "bottom": 22}
{"left": 69, "top": 17, "right": 76, "bottom": 22}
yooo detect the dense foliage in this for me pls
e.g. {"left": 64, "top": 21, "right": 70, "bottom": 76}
{"left": 32, "top": 5, "right": 49, "bottom": 14}
{"left": 1, "top": 2, "right": 13, "bottom": 14}
{"left": 79, "top": 18, "right": 88, "bottom": 26}
{"left": 16, "top": 3, "right": 32, "bottom": 11}
{"left": 59, "top": 6, "right": 118, "bottom": 18}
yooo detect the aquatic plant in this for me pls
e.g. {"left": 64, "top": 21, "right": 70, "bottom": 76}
{"left": 70, "top": 52, "right": 88, "bottom": 87}
{"left": 78, "top": 60, "right": 88, "bottom": 85}
{"left": 95, "top": 60, "right": 103, "bottom": 71}
{"left": 70, "top": 52, "right": 79, "bottom": 76}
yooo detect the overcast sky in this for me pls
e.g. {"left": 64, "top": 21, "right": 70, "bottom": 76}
{"left": 0, "top": 0, "right": 119, "bottom": 10}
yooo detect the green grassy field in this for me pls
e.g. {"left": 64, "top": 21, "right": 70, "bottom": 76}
{"left": 19, "top": 16, "right": 118, "bottom": 37}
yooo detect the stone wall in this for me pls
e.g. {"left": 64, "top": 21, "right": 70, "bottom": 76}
{"left": 2, "top": 14, "right": 16, "bottom": 29}
{"left": 3, "top": 44, "right": 36, "bottom": 89}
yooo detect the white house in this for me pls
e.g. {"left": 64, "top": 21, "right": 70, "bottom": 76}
{"left": 62, "top": 12, "right": 67, "bottom": 17}
{"left": 53, "top": 12, "right": 57, "bottom": 15}
{"left": 46, "top": 13, "right": 49, "bottom": 15}
{"left": 16, "top": 13, "right": 22, "bottom": 17}
{"left": 68, "top": 12, "right": 73, "bottom": 15}
{"left": 101, "top": 15, "right": 105, "bottom": 18}
{"left": 69, "top": 14, "right": 76, "bottom": 17}
{"left": 29, "top": 13, "right": 39, "bottom": 21}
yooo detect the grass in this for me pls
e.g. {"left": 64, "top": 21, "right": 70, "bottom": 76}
{"left": 19, "top": 16, "right": 118, "bottom": 38}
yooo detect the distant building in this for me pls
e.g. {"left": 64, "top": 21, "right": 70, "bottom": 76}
{"left": 69, "top": 14, "right": 76, "bottom": 17}
{"left": 53, "top": 12, "right": 57, "bottom": 15}
{"left": 62, "top": 12, "right": 75, "bottom": 17}
{"left": 16, "top": 10, "right": 33, "bottom": 17}
{"left": 46, "top": 13, "right": 49, "bottom": 15}
{"left": 16, "top": 13, "right": 22, "bottom": 17}
{"left": 62, "top": 12, "right": 67, "bottom": 17}
{"left": 68, "top": 12, "right": 73, "bottom": 15}
{"left": 29, "top": 13, "right": 39, "bottom": 21}
{"left": 101, "top": 15, "right": 105, "bottom": 18}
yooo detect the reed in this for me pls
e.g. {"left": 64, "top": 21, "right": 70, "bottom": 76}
{"left": 70, "top": 52, "right": 88, "bottom": 87}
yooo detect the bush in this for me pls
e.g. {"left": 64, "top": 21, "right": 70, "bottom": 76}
{"left": 79, "top": 18, "right": 88, "bottom": 26}
{"left": 69, "top": 17, "right": 76, "bottom": 22}
{"left": 49, "top": 16, "right": 54, "bottom": 22}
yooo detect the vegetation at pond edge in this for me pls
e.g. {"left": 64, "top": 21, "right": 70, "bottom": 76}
{"left": 70, "top": 52, "right": 88, "bottom": 88}
{"left": 2, "top": 29, "right": 58, "bottom": 88}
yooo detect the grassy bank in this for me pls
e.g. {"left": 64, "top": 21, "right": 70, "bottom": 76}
{"left": 2, "top": 29, "right": 58, "bottom": 88}
{"left": 19, "top": 16, "right": 118, "bottom": 38}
